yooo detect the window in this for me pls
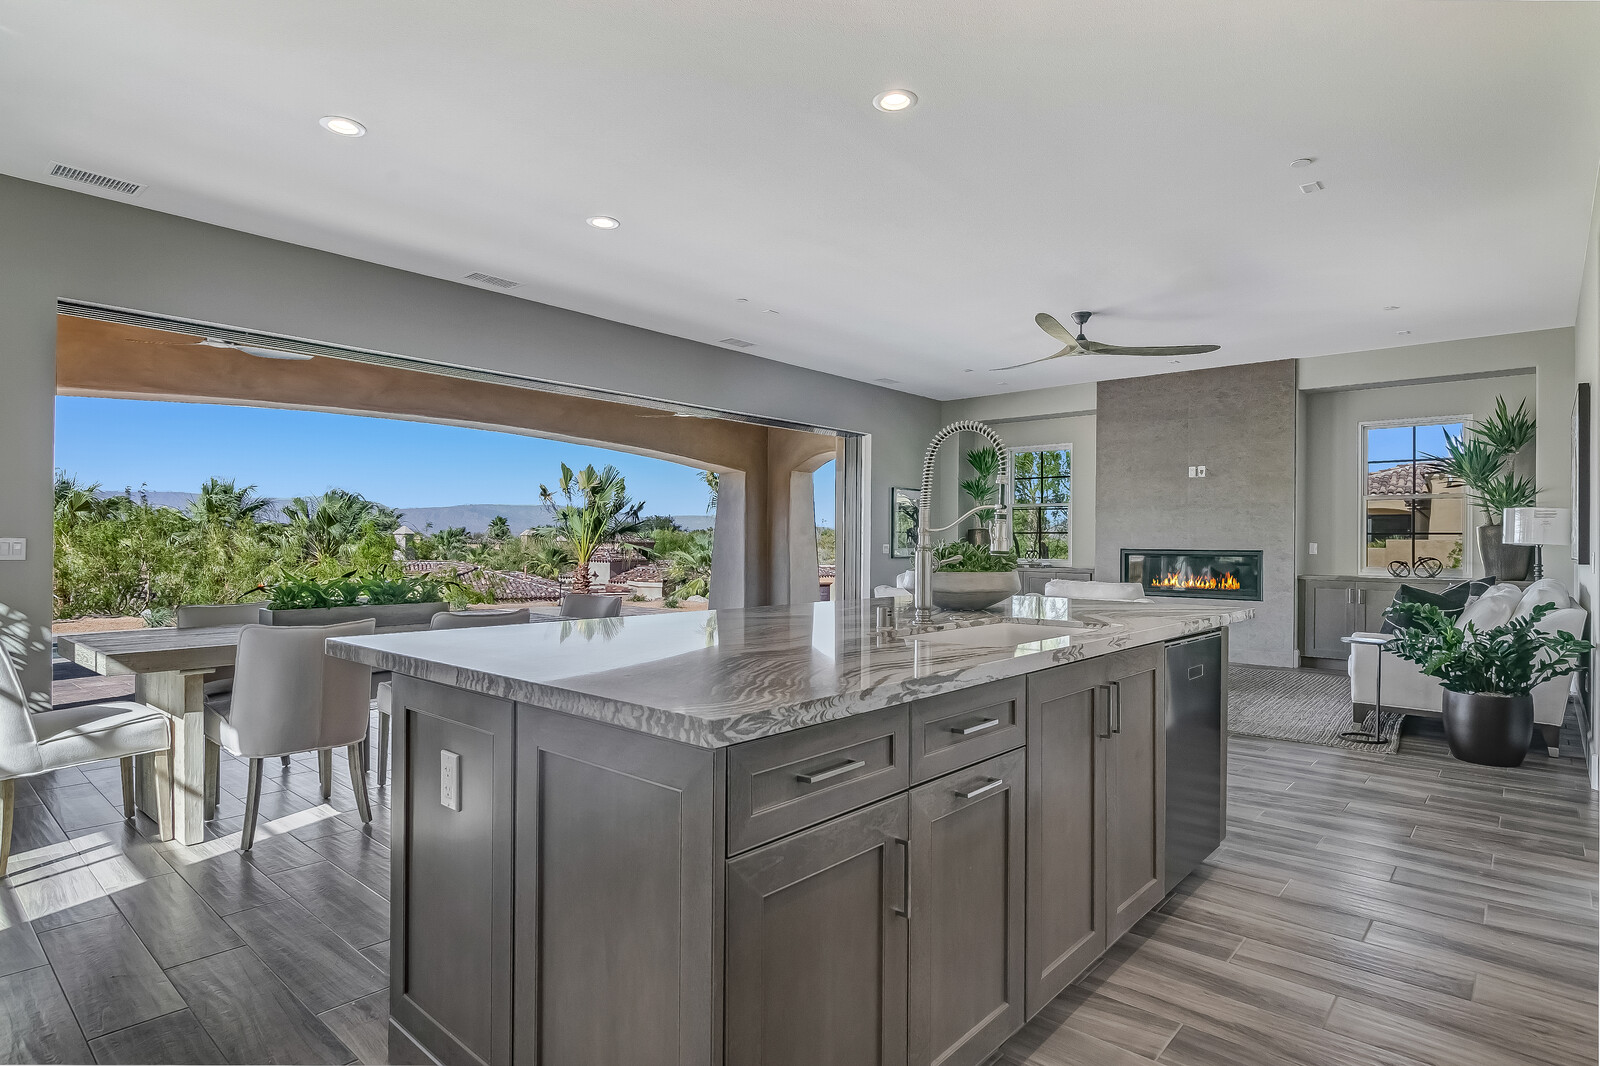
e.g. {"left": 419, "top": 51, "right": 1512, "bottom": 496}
{"left": 1361, "top": 418, "right": 1467, "bottom": 576}
{"left": 1010, "top": 446, "right": 1070, "bottom": 561}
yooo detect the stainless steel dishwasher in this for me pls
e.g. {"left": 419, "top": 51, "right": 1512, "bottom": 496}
{"left": 1165, "top": 631, "right": 1226, "bottom": 892}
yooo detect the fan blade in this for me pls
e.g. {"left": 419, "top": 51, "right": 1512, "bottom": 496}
{"left": 992, "top": 344, "right": 1080, "bottom": 370}
{"left": 1077, "top": 340, "right": 1220, "bottom": 357}
{"left": 1035, "top": 313, "right": 1079, "bottom": 344}
{"left": 232, "top": 344, "right": 315, "bottom": 361}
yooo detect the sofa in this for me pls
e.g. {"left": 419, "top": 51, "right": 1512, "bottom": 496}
{"left": 1347, "top": 579, "right": 1588, "bottom": 756}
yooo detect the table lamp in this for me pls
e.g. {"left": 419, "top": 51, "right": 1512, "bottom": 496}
{"left": 1502, "top": 507, "right": 1570, "bottom": 581}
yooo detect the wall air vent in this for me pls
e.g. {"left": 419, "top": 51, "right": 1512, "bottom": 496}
{"left": 48, "top": 161, "right": 144, "bottom": 197}
{"left": 719, "top": 338, "right": 756, "bottom": 348}
{"left": 463, "top": 272, "right": 520, "bottom": 289}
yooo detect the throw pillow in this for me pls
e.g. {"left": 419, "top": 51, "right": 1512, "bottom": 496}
{"left": 1381, "top": 581, "right": 1474, "bottom": 634}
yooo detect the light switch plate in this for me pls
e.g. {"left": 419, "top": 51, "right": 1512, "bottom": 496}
{"left": 1187, "top": 466, "right": 1196, "bottom": 478}
{"left": 440, "top": 750, "right": 462, "bottom": 812}
{"left": 0, "top": 538, "right": 24, "bottom": 560}
{"left": 1196, "top": 465, "right": 1207, "bottom": 478}
{"left": 1309, "top": 542, "right": 1318, "bottom": 555}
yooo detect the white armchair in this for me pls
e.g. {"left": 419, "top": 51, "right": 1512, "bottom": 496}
{"left": 1349, "top": 580, "right": 1588, "bottom": 756}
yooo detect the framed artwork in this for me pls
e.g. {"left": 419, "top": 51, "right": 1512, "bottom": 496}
{"left": 890, "top": 487, "right": 920, "bottom": 559}
{"left": 1575, "top": 383, "right": 1591, "bottom": 564}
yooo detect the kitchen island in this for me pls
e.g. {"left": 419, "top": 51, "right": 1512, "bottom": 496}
{"left": 330, "top": 596, "right": 1252, "bottom": 1066}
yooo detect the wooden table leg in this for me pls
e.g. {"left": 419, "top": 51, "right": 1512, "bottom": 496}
{"left": 134, "top": 670, "right": 209, "bottom": 844}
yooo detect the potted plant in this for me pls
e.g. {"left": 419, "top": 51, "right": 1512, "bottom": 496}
{"left": 1430, "top": 398, "right": 1537, "bottom": 579}
{"left": 959, "top": 446, "right": 1002, "bottom": 547}
{"left": 928, "top": 541, "right": 1021, "bottom": 611}
{"left": 1386, "top": 600, "right": 1592, "bottom": 766}
{"left": 253, "top": 566, "right": 470, "bottom": 628}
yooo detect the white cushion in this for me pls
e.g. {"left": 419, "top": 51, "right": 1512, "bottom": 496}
{"left": 895, "top": 570, "right": 916, "bottom": 590}
{"left": 1455, "top": 584, "right": 1523, "bottom": 633}
{"left": 33, "top": 701, "right": 170, "bottom": 771}
{"left": 1514, "top": 579, "right": 1572, "bottom": 618}
{"left": 873, "top": 585, "right": 913, "bottom": 601}
{"left": 1043, "top": 579, "right": 1147, "bottom": 600}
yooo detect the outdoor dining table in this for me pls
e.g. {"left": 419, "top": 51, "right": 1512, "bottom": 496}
{"left": 55, "top": 623, "right": 247, "bottom": 844}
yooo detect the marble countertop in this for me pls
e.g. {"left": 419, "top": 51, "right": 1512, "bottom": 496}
{"left": 328, "top": 597, "right": 1254, "bottom": 748}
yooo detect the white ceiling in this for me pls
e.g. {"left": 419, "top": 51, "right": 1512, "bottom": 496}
{"left": 2, "top": 1, "right": 1598, "bottom": 401}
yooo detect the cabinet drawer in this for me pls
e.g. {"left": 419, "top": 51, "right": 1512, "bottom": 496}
{"left": 727, "top": 705, "right": 911, "bottom": 855}
{"left": 910, "top": 678, "right": 1025, "bottom": 784}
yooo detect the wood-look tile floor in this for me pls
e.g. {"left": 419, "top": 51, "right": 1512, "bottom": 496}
{"left": 0, "top": 710, "right": 393, "bottom": 1065}
{"left": 6, "top": 698, "right": 1595, "bottom": 1065}
{"left": 995, "top": 718, "right": 1599, "bottom": 1066}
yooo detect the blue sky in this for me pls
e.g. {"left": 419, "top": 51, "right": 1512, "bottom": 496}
{"left": 1366, "top": 422, "right": 1463, "bottom": 467}
{"left": 57, "top": 398, "right": 836, "bottom": 524}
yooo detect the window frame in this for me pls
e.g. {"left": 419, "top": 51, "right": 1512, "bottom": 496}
{"left": 1007, "top": 443, "right": 1072, "bottom": 564}
{"left": 1357, "top": 415, "right": 1471, "bottom": 578}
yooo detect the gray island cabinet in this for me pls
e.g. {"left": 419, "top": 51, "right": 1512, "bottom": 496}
{"left": 329, "top": 599, "right": 1246, "bottom": 1066}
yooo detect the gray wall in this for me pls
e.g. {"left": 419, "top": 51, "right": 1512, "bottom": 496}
{"left": 1300, "top": 371, "right": 1537, "bottom": 578}
{"left": 1096, "top": 361, "right": 1300, "bottom": 667}
{"left": 0, "top": 175, "right": 941, "bottom": 706}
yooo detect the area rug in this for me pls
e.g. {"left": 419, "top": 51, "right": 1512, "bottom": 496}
{"left": 1228, "top": 665, "right": 1405, "bottom": 753}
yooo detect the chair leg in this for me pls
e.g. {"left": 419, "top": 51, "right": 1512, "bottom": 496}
{"left": 378, "top": 710, "right": 390, "bottom": 784}
{"left": 281, "top": 755, "right": 291, "bottom": 769}
{"left": 1538, "top": 722, "right": 1562, "bottom": 759}
{"left": 120, "top": 756, "right": 136, "bottom": 820}
{"left": 318, "top": 749, "right": 333, "bottom": 801}
{"left": 204, "top": 742, "right": 220, "bottom": 821}
{"left": 240, "top": 758, "right": 264, "bottom": 852}
{"left": 347, "top": 744, "right": 372, "bottom": 824}
{"left": 0, "top": 780, "right": 14, "bottom": 880}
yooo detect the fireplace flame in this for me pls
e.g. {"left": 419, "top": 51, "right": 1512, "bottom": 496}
{"left": 1151, "top": 571, "right": 1242, "bottom": 592}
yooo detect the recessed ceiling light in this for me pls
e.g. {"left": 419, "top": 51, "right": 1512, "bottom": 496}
{"left": 763, "top": 309, "right": 779, "bottom": 315}
{"left": 1289, "top": 157, "right": 1315, "bottom": 168}
{"left": 735, "top": 298, "right": 749, "bottom": 303}
{"left": 1383, "top": 305, "right": 1400, "bottom": 311}
{"left": 872, "top": 89, "right": 918, "bottom": 113}
{"left": 318, "top": 115, "right": 366, "bottom": 137}
{"left": 586, "top": 215, "right": 620, "bottom": 230}
{"left": 1396, "top": 330, "right": 1411, "bottom": 336}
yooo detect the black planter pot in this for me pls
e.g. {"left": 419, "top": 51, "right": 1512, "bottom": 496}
{"left": 964, "top": 527, "right": 991, "bottom": 548}
{"left": 1440, "top": 689, "right": 1534, "bottom": 767}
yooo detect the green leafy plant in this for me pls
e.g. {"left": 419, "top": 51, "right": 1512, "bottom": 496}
{"left": 959, "top": 446, "right": 1002, "bottom": 526}
{"left": 932, "top": 541, "right": 1018, "bottom": 573}
{"left": 1426, "top": 397, "right": 1538, "bottom": 524}
{"left": 254, "top": 565, "right": 471, "bottom": 611}
{"left": 1385, "top": 601, "right": 1592, "bottom": 696}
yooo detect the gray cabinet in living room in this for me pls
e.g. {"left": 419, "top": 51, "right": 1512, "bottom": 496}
{"left": 1299, "top": 577, "right": 1433, "bottom": 664}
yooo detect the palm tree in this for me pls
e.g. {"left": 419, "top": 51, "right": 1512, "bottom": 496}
{"left": 281, "top": 489, "right": 385, "bottom": 563}
{"left": 523, "top": 537, "right": 574, "bottom": 580}
{"left": 664, "top": 532, "right": 714, "bottom": 598}
{"left": 486, "top": 515, "right": 511, "bottom": 542}
{"left": 431, "top": 526, "right": 471, "bottom": 560}
{"left": 539, "top": 463, "right": 645, "bottom": 594}
{"left": 186, "top": 477, "right": 271, "bottom": 529}
{"left": 702, "top": 470, "right": 720, "bottom": 513}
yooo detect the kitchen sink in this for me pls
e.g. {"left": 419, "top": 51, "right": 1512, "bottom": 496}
{"left": 911, "top": 622, "right": 1084, "bottom": 649}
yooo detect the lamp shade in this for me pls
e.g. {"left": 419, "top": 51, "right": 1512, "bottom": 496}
{"left": 1502, "top": 507, "right": 1570, "bottom": 546}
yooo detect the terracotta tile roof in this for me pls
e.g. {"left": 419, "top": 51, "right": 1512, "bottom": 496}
{"left": 400, "top": 560, "right": 563, "bottom": 601}
{"left": 615, "top": 564, "right": 671, "bottom": 583}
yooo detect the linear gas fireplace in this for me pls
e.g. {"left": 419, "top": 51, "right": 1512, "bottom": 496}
{"left": 1122, "top": 549, "right": 1264, "bottom": 601}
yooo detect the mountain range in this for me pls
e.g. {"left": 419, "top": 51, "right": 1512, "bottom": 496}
{"left": 110, "top": 492, "right": 716, "bottom": 534}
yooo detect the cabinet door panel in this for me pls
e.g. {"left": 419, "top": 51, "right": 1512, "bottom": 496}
{"left": 1024, "top": 667, "right": 1107, "bottom": 1017}
{"left": 725, "top": 795, "right": 909, "bottom": 1066}
{"left": 1105, "top": 663, "right": 1165, "bottom": 943}
{"left": 1309, "top": 586, "right": 1359, "bottom": 658}
{"left": 908, "top": 750, "right": 1025, "bottom": 1066}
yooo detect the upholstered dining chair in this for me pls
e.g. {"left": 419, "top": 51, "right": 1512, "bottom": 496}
{"left": 371, "top": 607, "right": 532, "bottom": 779}
{"left": 560, "top": 593, "right": 623, "bottom": 619}
{"left": 177, "top": 602, "right": 287, "bottom": 767}
{"left": 203, "top": 620, "right": 375, "bottom": 850}
{"left": 1, "top": 646, "right": 172, "bottom": 875}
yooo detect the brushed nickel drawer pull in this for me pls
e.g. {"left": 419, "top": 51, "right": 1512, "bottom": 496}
{"left": 795, "top": 758, "right": 866, "bottom": 784}
{"left": 955, "top": 778, "right": 1004, "bottom": 800}
{"left": 949, "top": 717, "right": 1000, "bottom": 736}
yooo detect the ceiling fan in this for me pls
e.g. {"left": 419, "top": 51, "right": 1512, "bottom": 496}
{"left": 117, "top": 333, "right": 315, "bottom": 361}
{"left": 994, "top": 311, "right": 1220, "bottom": 370}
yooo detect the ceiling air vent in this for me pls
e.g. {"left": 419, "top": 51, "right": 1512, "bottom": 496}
{"left": 48, "top": 161, "right": 144, "bottom": 197}
{"left": 719, "top": 338, "right": 756, "bottom": 348}
{"left": 463, "top": 272, "right": 520, "bottom": 289}
{"left": 873, "top": 377, "right": 900, "bottom": 385}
